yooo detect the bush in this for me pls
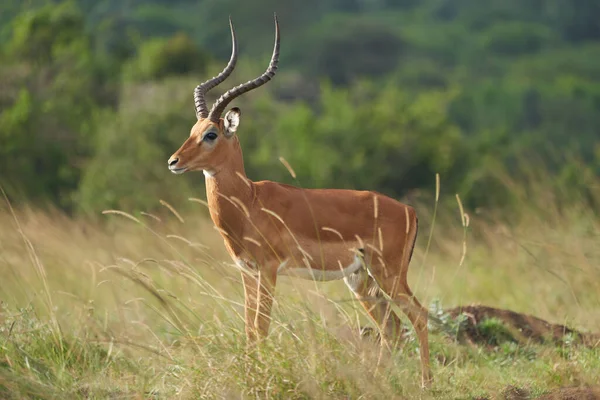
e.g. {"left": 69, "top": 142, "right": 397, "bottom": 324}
{"left": 123, "top": 33, "right": 210, "bottom": 82}
{"left": 478, "top": 22, "right": 557, "bottom": 56}
{"left": 76, "top": 78, "right": 199, "bottom": 214}
{"left": 0, "top": 2, "right": 112, "bottom": 210}
{"left": 291, "top": 16, "right": 406, "bottom": 85}
{"left": 7, "top": 2, "right": 85, "bottom": 64}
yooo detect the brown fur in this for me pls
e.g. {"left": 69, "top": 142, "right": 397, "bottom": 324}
{"left": 168, "top": 113, "right": 432, "bottom": 387}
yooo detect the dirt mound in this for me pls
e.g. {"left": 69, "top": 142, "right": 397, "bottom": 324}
{"left": 536, "top": 386, "right": 600, "bottom": 400}
{"left": 445, "top": 305, "right": 600, "bottom": 347}
{"left": 476, "top": 385, "right": 600, "bottom": 400}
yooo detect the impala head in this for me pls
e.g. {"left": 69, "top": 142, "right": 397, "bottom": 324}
{"left": 168, "top": 15, "right": 280, "bottom": 176}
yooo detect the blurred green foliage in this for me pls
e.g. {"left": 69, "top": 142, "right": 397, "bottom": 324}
{"left": 0, "top": 0, "right": 599, "bottom": 214}
{"left": 122, "top": 33, "right": 210, "bottom": 82}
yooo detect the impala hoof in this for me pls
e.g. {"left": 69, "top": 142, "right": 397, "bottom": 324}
{"left": 359, "top": 326, "right": 381, "bottom": 342}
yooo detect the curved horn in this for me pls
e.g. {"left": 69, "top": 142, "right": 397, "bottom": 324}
{"left": 194, "top": 17, "right": 238, "bottom": 119}
{"left": 208, "top": 14, "right": 280, "bottom": 122}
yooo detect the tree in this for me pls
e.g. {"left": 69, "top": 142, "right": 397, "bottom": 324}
{"left": 0, "top": 2, "right": 114, "bottom": 209}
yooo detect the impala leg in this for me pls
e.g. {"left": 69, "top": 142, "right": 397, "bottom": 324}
{"left": 344, "top": 267, "right": 405, "bottom": 345}
{"left": 254, "top": 270, "right": 277, "bottom": 340}
{"left": 241, "top": 272, "right": 260, "bottom": 344}
{"left": 400, "top": 292, "right": 432, "bottom": 388}
{"left": 241, "top": 269, "right": 277, "bottom": 347}
{"left": 382, "top": 279, "right": 432, "bottom": 388}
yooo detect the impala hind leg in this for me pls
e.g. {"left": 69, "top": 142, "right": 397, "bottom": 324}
{"left": 344, "top": 267, "right": 406, "bottom": 345}
{"left": 379, "top": 278, "right": 432, "bottom": 388}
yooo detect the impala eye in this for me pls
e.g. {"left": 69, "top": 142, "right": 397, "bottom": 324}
{"left": 203, "top": 132, "right": 218, "bottom": 141}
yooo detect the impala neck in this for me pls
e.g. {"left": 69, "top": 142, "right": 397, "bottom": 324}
{"left": 204, "top": 137, "right": 254, "bottom": 249}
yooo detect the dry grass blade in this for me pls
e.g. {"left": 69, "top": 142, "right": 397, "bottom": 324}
{"left": 188, "top": 197, "right": 210, "bottom": 208}
{"left": 102, "top": 210, "right": 141, "bottom": 223}
{"left": 140, "top": 212, "right": 162, "bottom": 222}
{"left": 159, "top": 200, "right": 185, "bottom": 223}
{"left": 279, "top": 156, "right": 296, "bottom": 178}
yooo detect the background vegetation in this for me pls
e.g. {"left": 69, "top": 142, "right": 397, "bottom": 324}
{"left": 1, "top": 0, "right": 599, "bottom": 398}
{"left": 1, "top": 0, "right": 599, "bottom": 214}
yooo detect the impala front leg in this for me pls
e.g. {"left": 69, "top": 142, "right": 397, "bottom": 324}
{"left": 241, "top": 269, "right": 277, "bottom": 345}
{"left": 254, "top": 269, "right": 277, "bottom": 340}
{"left": 241, "top": 272, "right": 260, "bottom": 344}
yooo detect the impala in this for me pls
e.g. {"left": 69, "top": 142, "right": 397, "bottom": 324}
{"left": 167, "top": 16, "right": 432, "bottom": 387}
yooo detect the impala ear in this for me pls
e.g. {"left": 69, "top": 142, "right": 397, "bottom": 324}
{"left": 224, "top": 107, "right": 241, "bottom": 137}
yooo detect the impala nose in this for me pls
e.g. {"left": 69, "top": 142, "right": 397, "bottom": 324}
{"left": 168, "top": 157, "right": 179, "bottom": 167}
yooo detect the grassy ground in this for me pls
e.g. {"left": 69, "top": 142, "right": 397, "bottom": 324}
{"left": 0, "top": 191, "right": 599, "bottom": 399}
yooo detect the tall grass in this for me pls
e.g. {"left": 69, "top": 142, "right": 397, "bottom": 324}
{"left": 1, "top": 179, "right": 599, "bottom": 398}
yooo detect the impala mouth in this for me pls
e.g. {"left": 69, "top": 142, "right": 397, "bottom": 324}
{"left": 169, "top": 166, "right": 188, "bottom": 175}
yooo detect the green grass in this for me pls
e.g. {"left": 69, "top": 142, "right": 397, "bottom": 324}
{"left": 0, "top": 192, "right": 599, "bottom": 399}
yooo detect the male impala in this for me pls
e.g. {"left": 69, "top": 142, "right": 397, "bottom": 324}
{"left": 168, "top": 16, "right": 432, "bottom": 387}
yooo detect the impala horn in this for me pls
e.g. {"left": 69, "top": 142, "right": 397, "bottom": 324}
{"left": 208, "top": 14, "right": 280, "bottom": 123}
{"left": 193, "top": 17, "right": 238, "bottom": 119}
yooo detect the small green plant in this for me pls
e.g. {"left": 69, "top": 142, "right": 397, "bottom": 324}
{"left": 428, "top": 299, "right": 469, "bottom": 340}
{"left": 556, "top": 332, "right": 578, "bottom": 360}
{"left": 476, "top": 318, "right": 517, "bottom": 346}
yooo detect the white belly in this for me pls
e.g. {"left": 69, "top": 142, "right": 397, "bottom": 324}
{"left": 277, "top": 252, "right": 364, "bottom": 281}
